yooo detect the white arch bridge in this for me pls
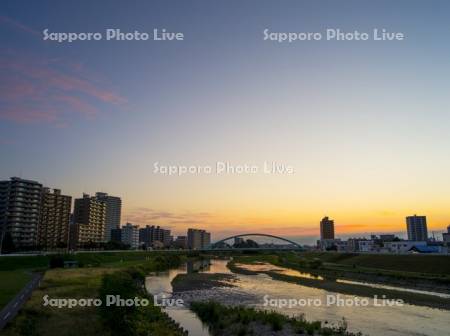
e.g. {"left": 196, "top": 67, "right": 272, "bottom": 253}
{"left": 206, "top": 233, "right": 302, "bottom": 250}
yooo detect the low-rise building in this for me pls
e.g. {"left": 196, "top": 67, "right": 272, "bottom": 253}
{"left": 317, "top": 239, "right": 347, "bottom": 251}
{"left": 384, "top": 241, "right": 427, "bottom": 253}
{"left": 347, "top": 238, "right": 367, "bottom": 252}
{"left": 358, "top": 240, "right": 376, "bottom": 252}
{"left": 139, "top": 225, "right": 172, "bottom": 248}
{"left": 442, "top": 226, "right": 450, "bottom": 244}
{"left": 174, "top": 235, "right": 187, "bottom": 249}
{"left": 379, "top": 234, "right": 396, "bottom": 242}
{"left": 187, "top": 228, "right": 211, "bottom": 249}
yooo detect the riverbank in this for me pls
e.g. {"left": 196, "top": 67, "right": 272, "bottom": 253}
{"left": 0, "top": 254, "right": 187, "bottom": 336}
{"left": 228, "top": 256, "right": 450, "bottom": 310}
{"left": 0, "top": 271, "right": 31, "bottom": 309}
{"left": 294, "top": 252, "right": 450, "bottom": 293}
{"left": 190, "top": 301, "right": 362, "bottom": 336}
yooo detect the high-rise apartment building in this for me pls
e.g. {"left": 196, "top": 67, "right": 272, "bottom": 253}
{"left": 320, "top": 216, "right": 335, "bottom": 240}
{"left": 0, "top": 177, "right": 43, "bottom": 248}
{"left": 71, "top": 193, "right": 106, "bottom": 247}
{"left": 187, "top": 228, "right": 211, "bottom": 249}
{"left": 95, "top": 192, "right": 121, "bottom": 241}
{"left": 38, "top": 188, "right": 71, "bottom": 249}
{"left": 406, "top": 215, "right": 428, "bottom": 241}
{"left": 139, "top": 225, "right": 172, "bottom": 247}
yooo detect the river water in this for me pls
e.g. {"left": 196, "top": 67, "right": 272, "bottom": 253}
{"left": 145, "top": 259, "right": 450, "bottom": 336}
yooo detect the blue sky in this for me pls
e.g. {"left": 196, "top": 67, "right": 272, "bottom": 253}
{"left": 1, "top": 1, "right": 449, "bottom": 242}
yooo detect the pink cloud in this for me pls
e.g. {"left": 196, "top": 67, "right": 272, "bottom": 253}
{"left": 0, "top": 50, "right": 126, "bottom": 125}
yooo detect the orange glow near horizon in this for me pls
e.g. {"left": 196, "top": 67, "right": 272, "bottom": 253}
{"left": 121, "top": 204, "right": 450, "bottom": 241}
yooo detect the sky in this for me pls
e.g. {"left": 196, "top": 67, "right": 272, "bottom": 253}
{"left": 1, "top": 1, "right": 449, "bottom": 244}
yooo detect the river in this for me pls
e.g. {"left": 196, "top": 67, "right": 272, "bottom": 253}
{"left": 145, "top": 259, "right": 450, "bottom": 336}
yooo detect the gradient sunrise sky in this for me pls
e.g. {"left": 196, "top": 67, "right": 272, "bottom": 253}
{"left": 1, "top": 0, "right": 449, "bottom": 244}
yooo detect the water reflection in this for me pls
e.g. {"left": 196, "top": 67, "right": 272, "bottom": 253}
{"left": 187, "top": 259, "right": 211, "bottom": 273}
{"left": 236, "top": 262, "right": 324, "bottom": 280}
{"left": 145, "top": 259, "right": 450, "bottom": 336}
{"left": 145, "top": 262, "right": 212, "bottom": 336}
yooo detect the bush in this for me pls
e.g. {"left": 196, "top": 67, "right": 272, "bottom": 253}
{"left": 49, "top": 255, "right": 64, "bottom": 268}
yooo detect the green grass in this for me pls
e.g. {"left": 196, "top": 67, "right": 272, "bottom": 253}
{"left": 298, "top": 252, "right": 450, "bottom": 275}
{"left": 233, "top": 252, "right": 450, "bottom": 282}
{"left": 191, "top": 301, "right": 359, "bottom": 335}
{"left": 1, "top": 267, "right": 112, "bottom": 336}
{"left": 0, "top": 270, "right": 32, "bottom": 309}
{"left": 1, "top": 254, "right": 185, "bottom": 336}
{"left": 0, "top": 251, "right": 187, "bottom": 272}
{"left": 0, "top": 256, "right": 49, "bottom": 271}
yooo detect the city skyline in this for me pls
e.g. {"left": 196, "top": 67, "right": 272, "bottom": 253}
{"left": 1, "top": 1, "right": 450, "bottom": 244}
{"left": 0, "top": 175, "right": 448, "bottom": 246}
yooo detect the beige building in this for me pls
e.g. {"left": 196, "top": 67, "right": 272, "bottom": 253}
{"left": 38, "top": 188, "right": 71, "bottom": 249}
{"left": 70, "top": 193, "right": 106, "bottom": 248}
{"left": 187, "top": 228, "right": 211, "bottom": 249}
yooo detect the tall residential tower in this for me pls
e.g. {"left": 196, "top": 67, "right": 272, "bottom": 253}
{"left": 320, "top": 216, "right": 335, "bottom": 240}
{"left": 95, "top": 192, "right": 121, "bottom": 241}
{"left": 406, "top": 215, "right": 428, "bottom": 241}
{"left": 71, "top": 193, "right": 106, "bottom": 248}
{"left": 38, "top": 188, "right": 71, "bottom": 248}
{"left": 0, "top": 177, "right": 43, "bottom": 248}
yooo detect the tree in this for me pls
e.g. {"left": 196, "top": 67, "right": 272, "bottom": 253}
{"left": 233, "top": 239, "right": 259, "bottom": 248}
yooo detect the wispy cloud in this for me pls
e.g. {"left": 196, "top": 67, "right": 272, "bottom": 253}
{"left": 0, "top": 49, "right": 126, "bottom": 125}
{"left": 0, "top": 15, "right": 41, "bottom": 38}
{"left": 123, "top": 207, "right": 322, "bottom": 239}
{"left": 123, "top": 208, "right": 214, "bottom": 227}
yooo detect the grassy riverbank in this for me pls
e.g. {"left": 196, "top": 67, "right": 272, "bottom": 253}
{"left": 0, "top": 253, "right": 186, "bottom": 336}
{"left": 298, "top": 252, "right": 450, "bottom": 276}
{"left": 191, "top": 301, "right": 361, "bottom": 336}
{"left": 0, "top": 251, "right": 188, "bottom": 310}
{"left": 227, "top": 252, "right": 450, "bottom": 288}
{"left": 0, "top": 271, "right": 31, "bottom": 309}
{"left": 0, "top": 251, "right": 187, "bottom": 271}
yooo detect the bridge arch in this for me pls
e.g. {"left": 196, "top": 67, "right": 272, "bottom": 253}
{"left": 209, "top": 233, "right": 302, "bottom": 249}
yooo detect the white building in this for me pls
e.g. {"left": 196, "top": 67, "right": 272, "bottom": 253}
{"left": 121, "top": 223, "right": 139, "bottom": 249}
{"left": 384, "top": 241, "right": 427, "bottom": 253}
{"left": 317, "top": 239, "right": 347, "bottom": 252}
{"left": 358, "top": 240, "right": 376, "bottom": 252}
